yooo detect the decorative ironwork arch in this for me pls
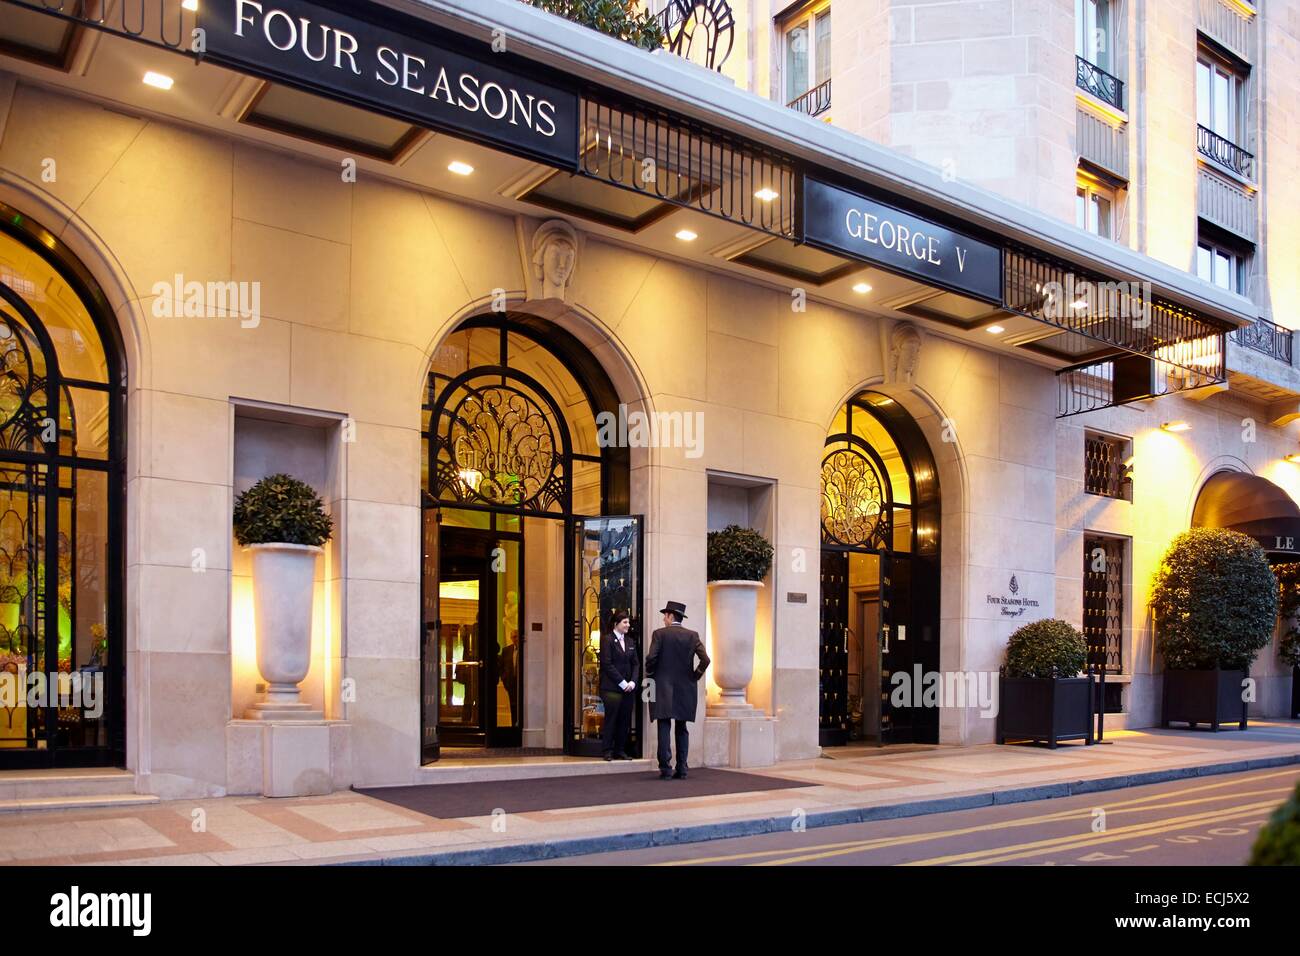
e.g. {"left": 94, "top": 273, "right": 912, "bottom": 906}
{"left": 820, "top": 438, "right": 893, "bottom": 550}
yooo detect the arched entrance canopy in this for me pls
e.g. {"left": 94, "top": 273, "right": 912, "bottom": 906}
{"left": 1193, "top": 471, "right": 1300, "bottom": 559}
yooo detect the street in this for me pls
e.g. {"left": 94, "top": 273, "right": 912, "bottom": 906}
{"left": 533, "top": 765, "right": 1300, "bottom": 866}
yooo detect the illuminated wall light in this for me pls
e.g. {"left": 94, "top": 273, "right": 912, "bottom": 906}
{"left": 852, "top": 281, "right": 872, "bottom": 294}
{"left": 675, "top": 229, "right": 698, "bottom": 242}
{"left": 447, "top": 160, "right": 474, "bottom": 176}
{"left": 142, "top": 71, "right": 174, "bottom": 90}
{"left": 754, "top": 187, "right": 779, "bottom": 202}
{"left": 1161, "top": 421, "right": 1192, "bottom": 433}
{"left": 182, "top": 0, "right": 199, "bottom": 10}
{"left": 1286, "top": 454, "right": 1300, "bottom": 465}
{"left": 985, "top": 324, "right": 1005, "bottom": 335}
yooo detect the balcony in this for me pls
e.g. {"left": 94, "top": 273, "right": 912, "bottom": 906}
{"left": 788, "top": 79, "right": 832, "bottom": 118}
{"left": 1075, "top": 55, "right": 1124, "bottom": 112}
{"left": 1197, "top": 124, "right": 1254, "bottom": 180}
{"left": 1232, "top": 316, "right": 1292, "bottom": 365}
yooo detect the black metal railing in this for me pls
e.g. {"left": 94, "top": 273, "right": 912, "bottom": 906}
{"left": 1232, "top": 316, "right": 1293, "bottom": 364}
{"left": 788, "top": 79, "right": 832, "bottom": 117}
{"left": 656, "top": 0, "right": 735, "bottom": 71}
{"left": 1083, "top": 535, "right": 1124, "bottom": 674}
{"left": 1084, "top": 434, "right": 1131, "bottom": 500}
{"left": 1076, "top": 55, "right": 1124, "bottom": 111}
{"left": 1197, "top": 124, "right": 1254, "bottom": 179}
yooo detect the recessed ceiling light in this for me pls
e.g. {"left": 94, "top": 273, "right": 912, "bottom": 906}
{"left": 447, "top": 161, "right": 474, "bottom": 176}
{"left": 142, "top": 71, "right": 174, "bottom": 90}
{"left": 754, "top": 187, "right": 779, "bottom": 202}
{"left": 1161, "top": 420, "right": 1191, "bottom": 433}
{"left": 181, "top": 0, "right": 199, "bottom": 10}
{"left": 986, "top": 324, "right": 1005, "bottom": 334}
{"left": 675, "top": 229, "right": 698, "bottom": 242}
{"left": 1286, "top": 453, "right": 1300, "bottom": 464}
{"left": 852, "top": 282, "right": 872, "bottom": 294}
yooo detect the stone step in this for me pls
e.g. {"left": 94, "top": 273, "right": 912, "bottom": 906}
{"left": 410, "top": 756, "right": 656, "bottom": 785}
{"left": 0, "top": 768, "right": 139, "bottom": 803}
{"left": 0, "top": 793, "right": 159, "bottom": 814}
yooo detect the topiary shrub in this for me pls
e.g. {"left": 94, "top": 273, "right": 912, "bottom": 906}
{"left": 523, "top": 0, "right": 666, "bottom": 51}
{"left": 1248, "top": 779, "right": 1300, "bottom": 865}
{"left": 1004, "top": 618, "right": 1088, "bottom": 679}
{"left": 1274, "top": 562, "right": 1300, "bottom": 668}
{"left": 233, "top": 473, "right": 333, "bottom": 547}
{"left": 1150, "top": 528, "right": 1277, "bottom": 671}
{"left": 707, "top": 525, "right": 774, "bottom": 582}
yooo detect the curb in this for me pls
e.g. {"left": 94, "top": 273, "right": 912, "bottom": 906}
{"left": 336, "top": 752, "right": 1300, "bottom": 867}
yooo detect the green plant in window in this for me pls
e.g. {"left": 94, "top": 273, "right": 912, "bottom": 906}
{"left": 522, "top": 0, "right": 666, "bottom": 51}
{"left": 233, "top": 473, "right": 333, "bottom": 547}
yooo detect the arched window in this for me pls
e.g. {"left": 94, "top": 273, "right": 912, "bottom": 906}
{"left": 0, "top": 207, "right": 125, "bottom": 768}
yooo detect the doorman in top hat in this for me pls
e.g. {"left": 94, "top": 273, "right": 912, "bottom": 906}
{"left": 645, "top": 600, "right": 710, "bottom": 779}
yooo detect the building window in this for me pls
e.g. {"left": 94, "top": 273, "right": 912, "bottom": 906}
{"left": 1076, "top": 176, "right": 1116, "bottom": 239}
{"left": 1196, "top": 43, "right": 1253, "bottom": 177}
{"left": 1083, "top": 534, "right": 1125, "bottom": 678}
{"left": 1084, "top": 431, "right": 1132, "bottom": 500}
{"left": 783, "top": 4, "right": 831, "bottom": 114}
{"left": 1075, "top": 0, "right": 1123, "bottom": 109}
{"left": 1196, "top": 232, "right": 1248, "bottom": 295}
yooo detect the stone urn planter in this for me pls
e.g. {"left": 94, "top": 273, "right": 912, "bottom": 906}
{"left": 705, "top": 525, "right": 774, "bottom": 717}
{"left": 707, "top": 579, "right": 763, "bottom": 714}
{"left": 233, "top": 473, "right": 334, "bottom": 720}
{"left": 248, "top": 542, "right": 323, "bottom": 715}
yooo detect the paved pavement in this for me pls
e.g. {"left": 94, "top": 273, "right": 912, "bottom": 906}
{"left": 536, "top": 765, "right": 1300, "bottom": 866}
{"left": 1, "top": 720, "right": 1298, "bottom": 865}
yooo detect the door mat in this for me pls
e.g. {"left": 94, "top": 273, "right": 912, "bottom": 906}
{"left": 357, "top": 768, "right": 806, "bottom": 819}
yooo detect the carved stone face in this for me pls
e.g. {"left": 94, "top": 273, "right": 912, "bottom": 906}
{"left": 532, "top": 222, "right": 578, "bottom": 301}
{"left": 543, "top": 239, "right": 575, "bottom": 289}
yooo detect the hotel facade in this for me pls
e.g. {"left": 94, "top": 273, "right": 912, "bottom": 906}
{"left": 0, "top": 0, "right": 1295, "bottom": 799}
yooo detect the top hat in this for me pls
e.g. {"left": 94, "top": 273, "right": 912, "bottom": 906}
{"left": 659, "top": 600, "right": 688, "bottom": 619}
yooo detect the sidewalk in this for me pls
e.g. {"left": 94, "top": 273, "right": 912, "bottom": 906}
{"left": 4, "top": 721, "right": 1299, "bottom": 866}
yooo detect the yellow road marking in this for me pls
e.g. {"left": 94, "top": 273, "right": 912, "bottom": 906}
{"left": 649, "top": 770, "right": 1298, "bottom": 867}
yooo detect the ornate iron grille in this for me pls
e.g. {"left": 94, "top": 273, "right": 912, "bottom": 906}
{"left": 1075, "top": 55, "right": 1124, "bottom": 111}
{"left": 818, "top": 549, "right": 849, "bottom": 739}
{"left": 1083, "top": 535, "right": 1124, "bottom": 674}
{"left": 820, "top": 446, "right": 891, "bottom": 550}
{"left": 1084, "top": 432, "right": 1130, "bottom": 500}
{"left": 788, "top": 78, "right": 831, "bottom": 117}
{"left": 1197, "top": 124, "right": 1254, "bottom": 180}
{"left": 1232, "top": 316, "right": 1293, "bottom": 364}
{"left": 656, "top": 0, "right": 734, "bottom": 71}
{"left": 576, "top": 92, "right": 797, "bottom": 239}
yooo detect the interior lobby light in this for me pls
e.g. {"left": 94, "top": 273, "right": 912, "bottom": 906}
{"left": 142, "top": 71, "right": 174, "bottom": 90}
{"left": 852, "top": 281, "right": 872, "bottom": 294}
{"left": 447, "top": 160, "right": 474, "bottom": 176}
{"left": 985, "top": 324, "right": 1005, "bottom": 334}
{"left": 754, "top": 187, "right": 779, "bottom": 202}
{"left": 182, "top": 0, "right": 199, "bottom": 10}
{"left": 1161, "top": 421, "right": 1192, "bottom": 433}
{"left": 675, "top": 228, "right": 698, "bottom": 242}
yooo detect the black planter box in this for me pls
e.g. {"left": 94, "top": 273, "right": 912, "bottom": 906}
{"left": 1161, "top": 669, "right": 1247, "bottom": 731}
{"left": 997, "top": 675, "right": 1094, "bottom": 748}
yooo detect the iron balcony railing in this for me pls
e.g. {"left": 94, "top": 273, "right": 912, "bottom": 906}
{"left": 1197, "top": 124, "right": 1254, "bottom": 179}
{"left": 1232, "top": 316, "right": 1293, "bottom": 364}
{"left": 1075, "top": 55, "right": 1124, "bottom": 112}
{"left": 1084, "top": 433, "right": 1131, "bottom": 500}
{"left": 788, "top": 79, "right": 832, "bottom": 118}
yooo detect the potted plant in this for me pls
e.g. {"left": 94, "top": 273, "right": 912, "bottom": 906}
{"left": 1151, "top": 528, "right": 1276, "bottom": 732}
{"left": 233, "top": 473, "right": 333, "bottom": 716}
{"left": 1275, "top": 562, "right": 1300, "bottom": 719}
{"left": 997, "top": 618, "right": 1093, "bottom": 748}
{"left": 1248, "top": 779, "right": 1300, "bottom": 865}
{"left": 705, "top": 524, "right": 774, "bottom": 714}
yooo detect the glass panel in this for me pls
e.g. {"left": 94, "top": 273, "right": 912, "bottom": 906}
{"left": 1214, "top": 250, "right": 1233, "bottom": 290}
{"left": 494, "top": 539, "right": 521, "bottom": 733}
{"left": 421, "top": 506, "right": 439, "bottom": 759}
{"left": 573, "top": 516, "right": 640, "bottom": 748}
{"left": 1213, "top": 68, "right": 1230, "bottom": 137}
{"left": 0, "top": 233, "right": 107, "bottom": 383}
{"left": 62, "top": 386, "right": 109, "bottom": 461}
{"left": 1075, "top": 187, "right": 1087, "bottom": 230}
{"left": 1091, "top": 193, "right": 1111, "bottom": 239}
{"left": 1196, "top": 61, "right": 1211, "bottom": 128}
{"left": 0, "top": 463, "right": 50, "bottom": 751}
{"left": 438, "top": 507, "right": 491, "bottom": 530}
{"left": 438, "top": 575, "right": 482, "bottom": 730}
{"left": 58, "top": 469, "right": 109, "bottom": 748}
{"left": 1197, "top": 244, "right": 1213, "bottom": 282}
{"left": 814, "top": 12, "right": 832, "bottom": 86}
{"left": 846, "top": 550, "right": 881, "bottom": 742}
{"left": 786, "top": 23, "right": 810, "bottom": 101}
{"left": 892, "top": 505, "right": 913, "bottom": 554}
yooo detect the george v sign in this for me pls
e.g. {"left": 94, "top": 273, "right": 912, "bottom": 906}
{"left": 201, "top": 0, "right": 579, "bottom": 167}
{"left": 801, "top": 177, "right": 1003, "bottom": 302}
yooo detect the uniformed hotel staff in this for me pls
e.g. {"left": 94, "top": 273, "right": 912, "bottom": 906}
{"left": 598, "top": 613, "right": 638, "bottom": 760}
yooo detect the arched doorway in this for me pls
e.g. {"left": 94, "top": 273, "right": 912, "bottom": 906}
{"left": 419, "top": 312, "right": 640, "bottom": 761}
{"left": 819, "top": 390, "right": 940, "bottom": 746}
{"left": 0, "top": 204, "right": 126, "bottom": 769}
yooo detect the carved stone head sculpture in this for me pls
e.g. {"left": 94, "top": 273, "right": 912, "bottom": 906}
{"left": 531, "top": 219, "right": 579, "bottom": 302}
{"left": 889, "top": 322, "right": 923, "bottom": 385}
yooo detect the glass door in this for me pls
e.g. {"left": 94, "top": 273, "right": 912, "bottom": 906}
{"left": 567, "top": 516, "right": 642, "bottom": 757}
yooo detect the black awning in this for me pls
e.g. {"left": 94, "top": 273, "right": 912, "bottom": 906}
{"left": 1192, "top": 470, "right": 1300, "bottom": 556}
